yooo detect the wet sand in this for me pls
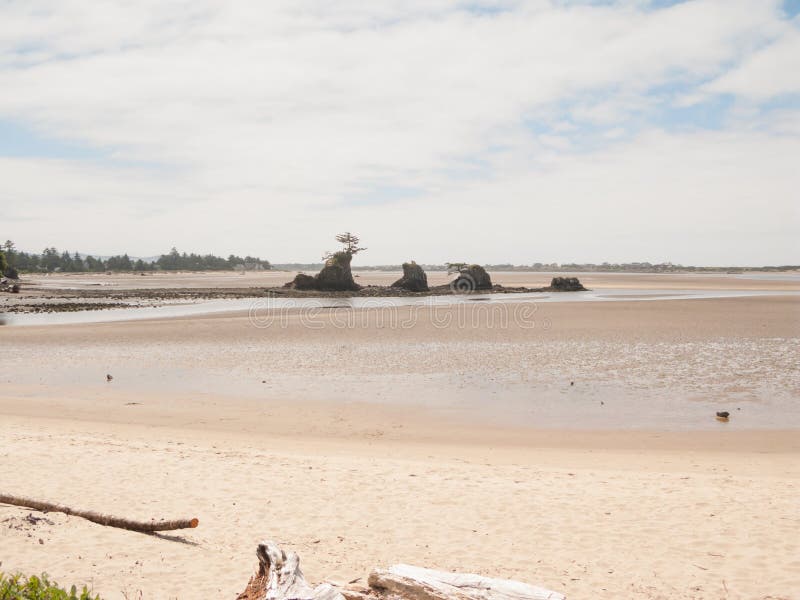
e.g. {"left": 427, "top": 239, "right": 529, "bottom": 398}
{"left": 1, "top": 273, "right": 799, "bottom": 599}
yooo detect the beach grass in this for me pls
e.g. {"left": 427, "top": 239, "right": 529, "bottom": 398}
{"left": 0, "top": 572, "right": 99, "bottom": 600}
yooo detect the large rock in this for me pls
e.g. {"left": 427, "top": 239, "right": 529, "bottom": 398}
{"left": 391, "top": 261, "right": 429, "bottom": 292}
{"left": 451, "top": 264, "right": 492, "bottom": 292}
{"left": 315, "top": 252, "right": 360, "bottom": 291}
{"left": 284, "top": 252, "right": 361, "bottom": 292}
{"left": 548, "top": 277, "right": 586, "bottom": 291}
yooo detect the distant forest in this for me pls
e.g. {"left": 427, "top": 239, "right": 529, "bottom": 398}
{"left": 0, "top": 242, "right": 271, "bottom": 273}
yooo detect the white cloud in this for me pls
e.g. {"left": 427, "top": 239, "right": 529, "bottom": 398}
{"left": 1, "top": 0, "right": 798, "bottom": 264}
{"left": 700, "top": 28, "right": 800, "bottom": 101}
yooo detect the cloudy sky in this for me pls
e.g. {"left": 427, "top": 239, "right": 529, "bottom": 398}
{"left": 2, "top": 0, "right": 799, "bottom": 265}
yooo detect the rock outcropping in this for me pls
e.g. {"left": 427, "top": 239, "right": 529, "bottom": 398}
{"left": 316, "top": 252, "right": 360, "bottom": 291}
{"left": 547, "top": 277, "right": 586, "bottom": 291}
{"left": 287, "top": 273, "right": 316, "bottom": 291}
{"left": 451, "top": 264, "right": 492, "bottom": 292}
{"left": 285, "top": 252, "right": 361, "bottom": 292}
{"left": 391, "top": 261, "right": 429, "bottom": 292}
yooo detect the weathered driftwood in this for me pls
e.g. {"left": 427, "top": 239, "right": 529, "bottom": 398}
{"left": 0, "top": 493, "right": 198, "bottom": 533}
{"left": 237, "top": 541, "right": 344, "bottom": 600}
{"left": 238, "top": 542, "right": 564, "bottom": 600}
{"left": 368, "top": 565, "right": 565, "bottom": 600}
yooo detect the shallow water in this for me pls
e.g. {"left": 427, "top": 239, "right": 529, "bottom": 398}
{"left": 4, "top": 288, "right": 800, "bottom": 327}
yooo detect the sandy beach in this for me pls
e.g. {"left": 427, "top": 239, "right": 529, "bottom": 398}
{"left": 1, "top": 273, "right": 799, "bottom": 599}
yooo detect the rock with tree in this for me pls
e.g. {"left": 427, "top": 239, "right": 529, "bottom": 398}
{"left": 286, "top": 233, "right": 365, "bottom": 292}
{"left": 391, "top": 261, "right": 429, "bottom": 292}
{"left": 447, "top": 262, "right": 493, "bottom": 292}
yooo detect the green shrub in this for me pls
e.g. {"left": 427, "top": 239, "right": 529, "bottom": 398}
{"left": 0, "top": 572, "right": 100, "bottom": 600}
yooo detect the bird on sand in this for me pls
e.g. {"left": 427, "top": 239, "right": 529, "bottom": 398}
{"left": 106, "top": 374, "right": 113, "bottom": 382}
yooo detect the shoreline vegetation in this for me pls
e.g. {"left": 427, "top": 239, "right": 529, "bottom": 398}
{"left": 0, "top": 242, "right": 271, "bottom": 274}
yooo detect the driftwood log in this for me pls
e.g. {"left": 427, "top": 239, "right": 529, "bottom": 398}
{"left": 238, "top": 541, "right": 565, "bottom": 600}
{"left": 0, "top": 493, "right": 198, "bottom": 533}
{"left": 367, "top": 565, "right": 565, "bottom": 600}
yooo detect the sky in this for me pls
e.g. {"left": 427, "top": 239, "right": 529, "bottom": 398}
{"left": 1, "top": 0, "right": 799, "bottom": 266}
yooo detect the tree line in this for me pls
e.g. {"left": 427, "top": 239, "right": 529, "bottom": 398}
{"left": 0, "top": 241, "right": 271, "bottom": 275}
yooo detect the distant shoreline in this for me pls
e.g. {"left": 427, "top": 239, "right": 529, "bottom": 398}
{"left": 5, "top": 270, "right": 798, "bottom": 314}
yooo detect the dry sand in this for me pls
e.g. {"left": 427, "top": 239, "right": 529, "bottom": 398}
{"left": 1, "top": 273, "right": 799, "bottom": 599}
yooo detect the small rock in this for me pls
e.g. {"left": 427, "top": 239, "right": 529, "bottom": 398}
{"left": 451, "top": 264, "right": 492, "bottom": 292}
{"left": 548, "top": 277, "right": 587, "bottom": 292}
{"left": 285, "top": 273, "right": 317, "bottom": 291}
{"left": 391, "top": 261, "right": 429, "bottom": 292}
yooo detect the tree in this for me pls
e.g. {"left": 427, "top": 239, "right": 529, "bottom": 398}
{"left": 0, "top": 250, "right": 7, "bottom": 276}
{"left": 106, "top": 254, "right": 133, "bottom": 271}
{"left": 41, "top": 247, "right": 61, "bottom": 272}
{"left": 323, "top": 232, "right": 366, "bottom": 261}
{"left": 72, "top": 252, "right": 85, "bottom": 272}
{"left": 85, "top": 255, "right": 105, "bottom": 272}
{"left": 446, "top": 262, "right": 467, "bottom": 275}
{"left": 157, "top": 247, "right": 181, "bottom": 270}
{"left": 335, "top": 232, "right": 366, "bottom": 255}
{"left": 60, "top": 251, "right": 73, "bottom": 270}
{"left": 3, "top": 240, "right": 16, "bottom": 265}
